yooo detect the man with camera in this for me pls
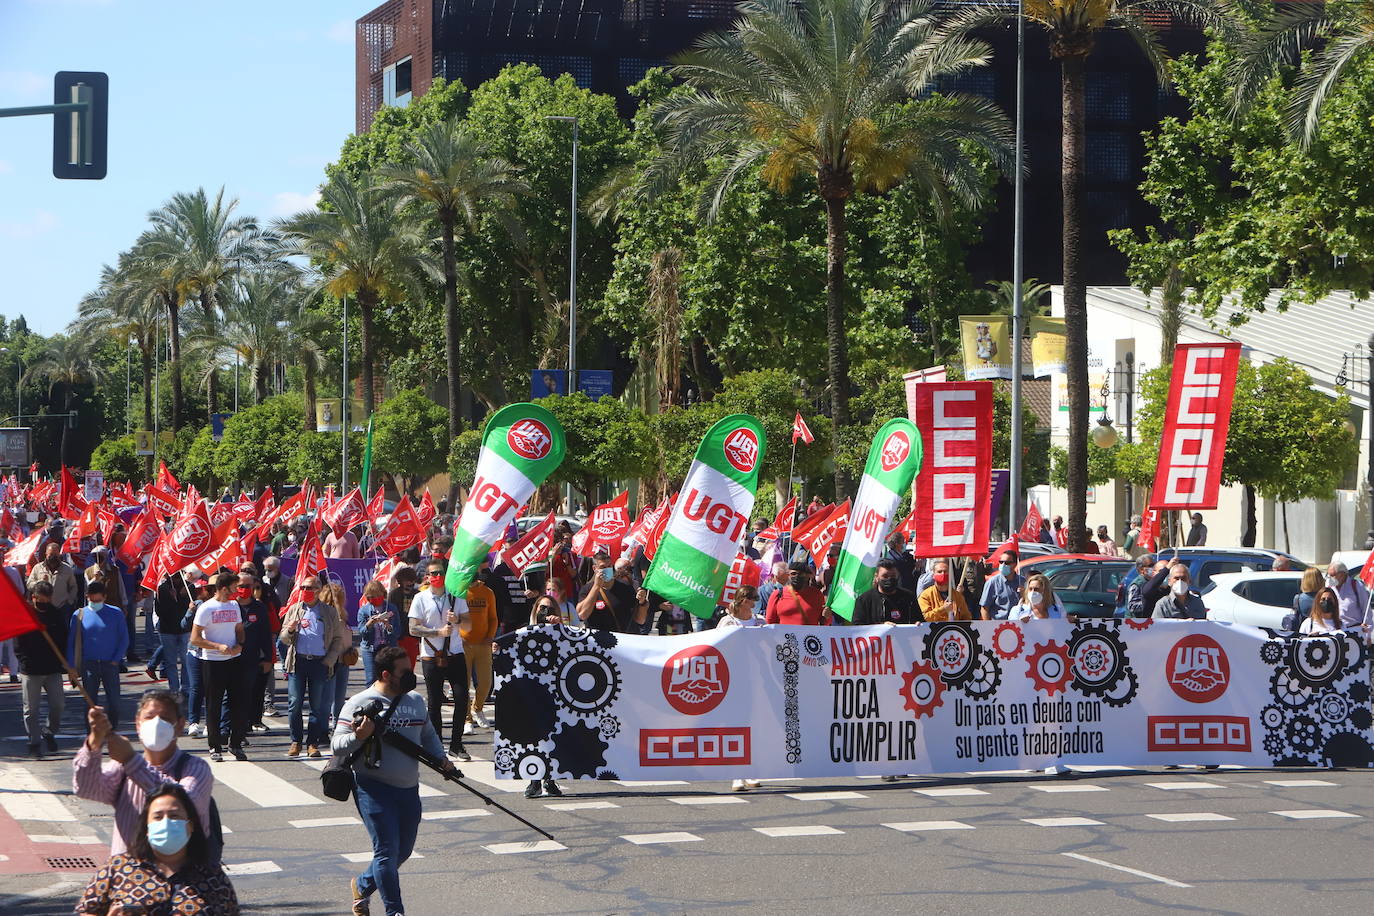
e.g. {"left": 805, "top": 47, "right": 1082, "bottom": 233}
{"left": 334, "top": 646, "right": 454, "bottom": 916}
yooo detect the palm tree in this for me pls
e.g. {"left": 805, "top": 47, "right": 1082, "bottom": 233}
{"left": 1230, "top": 1, "right": 1374, "bottom": 145}
{"left": 127, "top": 229, "right": 191, "bottom": 430}
{"left": 148, "top": 187, "right": 260, "bottom": 418}
{"left": 379, "top": 119, "right": 527, "bottom": 440}
{"left": 22, "top": 335, "right": 104, "bottom": 466}
{"left": 645, "top": 0, "right": 1013, "bottom": 497}
{"left": 276, "top": 174, "right": 434, "bottom": 416}
{"left": 75, "top": 259, "right": 161, "bottom": 432}
{"left": 288, "top": 308, "right": 332, "bottom": 432}
{"left": 185, "top": 267, "right": 298, "bottom": 406}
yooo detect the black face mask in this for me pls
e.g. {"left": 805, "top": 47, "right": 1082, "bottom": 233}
{"left": 877, "top": 577, "right": 897, "bottom": 592}
{"left": 388, "top": 669, "right": 418, "bottom": 694}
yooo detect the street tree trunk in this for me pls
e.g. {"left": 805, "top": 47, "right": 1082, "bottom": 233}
{"left": 164, "top": 292, "right": 184, "bottom": 431}
{"left": 440, "top": 217, "right": 462, "bottom": 441}
{"left": 820, "top": 169, "right": 854, "bottom": 500}
{"left": 1061, "top": 53, "right": 1089, "bottom": 554}
{"left": 200, "top": 291, "right": 219, "bottom": 419}
{"left": 303, "top": 361, "right": 318, "bottom": 432}
{"left": 140, "top": 345, "right": 154, "bottom": 432}
{"left": 358, "top": 291, "right": 378, "bottom": 418}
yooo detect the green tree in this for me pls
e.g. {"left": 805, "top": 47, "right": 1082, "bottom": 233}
{"left": 647, "top": 0, "right": 1013, "bottom": 498}
{"left": 22, "top": 334, "right": 105, "bottom": 466}
{"left": 181, "top": 428, "right": 220, "bottom": 491}
{"left": 534, "top": 393, "right": 657, "bottom": 504}
{"left": 88, "top": 435, "right": 142, "bottom": 483}
{"left": 214, "top": 395, "right": 303, "bottom": 488}
{"left": 287, "top": 432, "right": 362, "bottom": 488}
{"left": 370, "top": 388, "right": 450, "bottom": 496}
{"left": 447, "top": 429, "right": 483, "bottom": 489}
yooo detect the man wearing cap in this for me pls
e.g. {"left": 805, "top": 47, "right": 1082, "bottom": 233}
{"left": 28, "top": 541, "right": 80, "bottom": 614}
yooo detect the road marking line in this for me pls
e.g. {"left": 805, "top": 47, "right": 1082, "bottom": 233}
{"left": 1144, "top": 781, "right": 1224, "bottom": 790}
{"left": 546, "top": 801, "right": 619, "bottom": 811}
{"left": 0, "top": 879, "right": 85, "bottom": 908}
{"left": 1069, "top": 765, "right": 1135, "bottom": 772}
{"left": 1062, "top": 852, "right": 1191, "bottom": 888}
{"left": 1270, "top": 809, "right": 1361, "bottom": 820}
{"left": 614, "top": 780, "right": 689, "bottom": 787}
{"left": 207, "top": 760, "right": 322, "bottom": 807}
{"left": 784, "top": 791, "right": 868, "bottom": 801}
{"left": 421, "top": 808, "right": 491, "bottom": 820}
{"left": 1265, "top": 779, "right": 1337, "bottom": 788}
{"left": 450, "top": 758, "right": 527, "bottom": 793}
{"left": 288, "top": 816, "right": 360, "bottom": 829}
{"left": 342, "top": 851, "right": 424, "bottom": 863}
{"left": 668, "top": 796, "right": 747, "bottom": 806}
{"left": 916, "top": 787, "right": 989, "bottom": 797}
{"left": 27, "top": 834, "right": 103, "bottom": 844}
{"left": 298, "top": 758, "right": 443, "bottom": 795}
{"left": 1022, "top": 817, "right": 1104, "bottom": 827}
{"left": 753, "top": 825, "right": 844, "bottom": 838}
{"left": 621, "top": 832, "right": 702, "bottom": 845}
{"left": 1146, "top": 812, "right": 1235, "bottom": 823}
{"left": 484, "top": 840, "right": 567, "bottom": 854}
{"left": 1031, "top": 784, "right": 1109, "bottom": 793}
{"left": 883, "top": 821, "right": 974, "bottom": 832}
{"left": 968, "top": 770, "right": 1030, "bottom": 776}
{"left": 223, "top": 861, "right": 282, "bottom": 876}
{"left": 0, "top": 765, "right": 76, "bottom": 822}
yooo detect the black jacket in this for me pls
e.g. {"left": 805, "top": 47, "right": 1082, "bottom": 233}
{"left": 154, "top": 575, "right": 192, "bottom": 635}
{"left": 237, "top": 599, "right": 274, "bottom": 667}
{"left": 14, "top": 603, "right": 69, "bottom": 676}
{"left": 851, "top": 586, "right": 923, "bottom": 626}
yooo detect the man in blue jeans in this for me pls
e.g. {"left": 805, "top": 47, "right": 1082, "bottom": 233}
{"left": 66, "top": 581, "right": 129, "bottom": 729}
{"left": 153, "top": 571, "right": 194, "bottom": 695}
{"left": 334, "top": 646, "right": 454, "bottom": 916}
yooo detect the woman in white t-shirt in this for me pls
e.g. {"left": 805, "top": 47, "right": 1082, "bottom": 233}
{"left": 717, "top": 585, "right": 763, "bottom": 792}
{"left": 1300, "top": 587, "right": 1344, "bottom": 635}
{"left": 189, "top": 572, "right": 245, "bottom": 761}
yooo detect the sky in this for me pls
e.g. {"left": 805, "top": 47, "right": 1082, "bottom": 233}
{"left": 0, "top": 0, "right": 358, "bottom": 336}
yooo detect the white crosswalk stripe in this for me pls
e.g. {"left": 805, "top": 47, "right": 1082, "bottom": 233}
{"left": 1022, "top": 817, "right": 1104, "bottom": 827}
{"left": 915, "top": 787, "right": 989, "bottom": 797}
{"left": 1270, "top": 809, "right": 1361, "bottom": 819}
{"left": 206, "top": 760, "right": 322, "bottom": 807}
{"left": 668, "top": 796, "right": 747, "bottom": 805}
{"left": 0, "top": 764, "right": 77, "bottom": 822}
{"left": 1146, "top": 812, "right": 1235, "bottom": 822}
{"left": 484, "top": 840, "right": 567, "bottom": 854}
{"left": 621, "top": 832, "right": 702, "bottom": 844}
{"left": 223, "top": 861, "right": 282, "bottom": 875}
{"left": 753, "top": 825, "right": 843, "bottom": 837}
{"left": 1031, "top": 783, "right": 1109, "bottom": 793}
{"left": 1144, "top": 781, "right": 1224, "bottom": 790}
{"left": 784, "top": 791, "right": 867, "bottom": 801}
{"left": 884, "top": 821, "right": 975, "bottom": 832}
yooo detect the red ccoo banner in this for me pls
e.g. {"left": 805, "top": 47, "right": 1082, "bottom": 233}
{"left": 1150, "top": 342, "right": 1242, "bottom": 511}
{"left": 909, "top": 381, "right": 994, "bottom": 558}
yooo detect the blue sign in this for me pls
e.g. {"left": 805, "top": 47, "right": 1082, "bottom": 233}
{"left": 578, "top": 370, "right": 614, "bottom": 401}
{"left": 531, "top": 369, "right": 567, "bottom": 398}
{"left": 210, "top": 412, "right": 235, "bottom": 441}
{"left": 278, "top": 557, "right": 380, "bottom": 626}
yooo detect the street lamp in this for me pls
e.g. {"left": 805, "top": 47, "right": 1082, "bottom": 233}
{"left": 547, "top": 114, "right": 579, "bottom": 515}
{"left": 1367, "top": 330, "right": 1374, "bottom": 549}
{"left": 1007, "top": 0, "right": 1027, "bottom": 535}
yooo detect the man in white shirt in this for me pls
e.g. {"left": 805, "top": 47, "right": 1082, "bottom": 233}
{"left": 190, "top": 572, "right": 245, "bottom": 762}
{"left": 408, "top": 560, "right": 472, "bottom": 762}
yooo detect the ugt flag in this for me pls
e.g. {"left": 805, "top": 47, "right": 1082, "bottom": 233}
{"left": 827, "top": 419, "right": 923, "bottom": 621}
{"left": 445, "top": 403, "right": 566, "bottom": 596}
{"left": 644, "top": 414, "right": 766, "bottom": 619}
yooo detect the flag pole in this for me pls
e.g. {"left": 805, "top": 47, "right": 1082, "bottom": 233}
{"left": 38, "top": 626, "right": 95, "bottom": 706}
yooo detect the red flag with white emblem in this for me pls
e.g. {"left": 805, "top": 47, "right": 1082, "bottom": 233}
{"left": 791, "top": 412, "right": 815, "bottom": 445}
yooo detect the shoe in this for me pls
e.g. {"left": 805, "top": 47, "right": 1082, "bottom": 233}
{"left": 307, "top": 745, "right": 321, "bottom": 758}
{"left": 144, "top": 666, "right": 158, "bottom": 680}
{"left": 9, "top": 673, "right": 19, "bottom": 684}
{"left": 118, "top": 663, "right": 129, "bottom": 674}
{"left": 209, "top": 749, "right": 223, "bottom": 762}
{"left": 743, "top": 779, "right": 761, "bottom": 789}
{"left": 542, "top": 777, "right": 562, "bottom": 797}
{"left": 473, "top": 711, "right": 491, "bottom": 728}
{"left": 881, "top": 775, "right": 903, "bottom": 783}
{"left": 230, "top": 746, "right": 247, "bottom": 761}
{"left": 264, "top": 706, "right": 280, "bottom": 717}
{"left": 250, "top": 723, "right": 269, "bottom": 734}
{"left": 350, "top": 877, "right": 371, "bottom": 916}
{"left": 43, "top": 733, "right": 57, "bottom": 753}
{"left": 732, "top": 779, "right": 748, "bottom": 792}
{"left": 187, "top": 723, "right": 205, "bottom": 738}
{"left": 286, "top": 742, "right": 301, "bottom": 758}
{"left": 463, "top": 721, "right": 474, "bottom": 735}
{"left": 28, "top": 743, "right": 42, "bottom": 759}
{"left": 448, "top": 745, "right": 471, "bottom": 762}
{"left": 524, "top": 780, "right": 544, "bottom": 799}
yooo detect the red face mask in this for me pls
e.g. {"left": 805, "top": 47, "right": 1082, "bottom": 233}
{"left": 236, "top": 587, "right": 252, "bottom": 601}
{"left": 934, "top": 573, "right": 949, "bottom": 587}
{"left": 428, "top": 575, "right": 445, "bottom": 589}
{"left": 368, "top": 596, "right": 385, "bottom": 607}
{"left": 300, "top": 589, "right": 317, "bottom": 603}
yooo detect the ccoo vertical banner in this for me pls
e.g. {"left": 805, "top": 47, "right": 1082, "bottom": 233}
{"left": 644, "top": 414, "right": 767, "bottom": 618}
{"left": 444, "top": 403, "right": 566, "bottom": 596}
{"left": 1150, "top": 343, "right": 1242, "bottom": 511}
{"left": 909, "top": 382, "right": 993, "bottom": 558}
{"left": 828, "top": 419, "right": 923, "bottom": 620}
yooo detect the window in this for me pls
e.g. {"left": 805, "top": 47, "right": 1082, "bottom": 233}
{"left": 395, "top": 58, "right": 412, "bottom": 97}
{"left": 383, "top": 57, "right": 413, "bottom": 108}
{"left": 1196, "top": 561, "right": 1252, "bottom": 589}
{"left": 1242, "top": 579, "right": 1302, "bottom": 609}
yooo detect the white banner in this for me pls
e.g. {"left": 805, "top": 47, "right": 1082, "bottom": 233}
{"left": 490, "top": 622, "right": 1374, "bottom": 780}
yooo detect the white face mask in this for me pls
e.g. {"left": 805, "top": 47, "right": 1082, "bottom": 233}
{"left": 1326, "top": 575, "right": 1340, "bottom": 589}
{"left": 1026, "top": 589, "right": 1043, "bottom": 606}
{"left": 138, "top": 716, "right": 176, "bottom": 752}
{"left": 1172, "top": 579, "right": 1189, "bottom": 597}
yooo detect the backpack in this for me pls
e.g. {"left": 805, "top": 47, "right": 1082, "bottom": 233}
{"left": 171, "top": 752, "right": 224, "bottom": 864}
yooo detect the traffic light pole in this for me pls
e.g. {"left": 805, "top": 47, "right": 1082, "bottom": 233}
{"left": 0, "top": 71, "right": 108, "bottom": 179}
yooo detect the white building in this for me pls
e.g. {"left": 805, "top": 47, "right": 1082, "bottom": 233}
{"left": 1035, "top": 287, "right": 1374, "bottom": 563}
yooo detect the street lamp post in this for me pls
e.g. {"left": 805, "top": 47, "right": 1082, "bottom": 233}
{"left": 547, "top": 114, "right": 579, "bottom": 515}
{"left": 1366, "top": 331, "right": 1374, "bottom": 549}
{"left": 1008, "top": 0, "right": 1027, "bottom": 535}
{"left": 125, "top": 339, "right": 132, "bottom": 436}
{"left": 342, "top": 296, "right": 350, "bottom": 493}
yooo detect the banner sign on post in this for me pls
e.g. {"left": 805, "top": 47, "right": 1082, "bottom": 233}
{"left": 644, "top": 414, "right": 767, "bottom": 619}
{"left": 959, "top": 316, "right": 1013, "bottom": 380}
{"left": 828, "top": 419, "right": 923, "bottom": 621}
{"left": 445, "top": 403, "right": 566, "bottom": 597}
{"left": 1029, "top": 317, "right": 1067, "bottom": 377}
{"left": 1150, "top": 342, "right": 1243, "bottom": 511}
{"left": 491, "top": 622, "right": 1373, "bottom": 781}
{"left": 910, "top": 381, "right": 994, "bottom": 558}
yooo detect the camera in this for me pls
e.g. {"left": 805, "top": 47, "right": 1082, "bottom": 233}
{"left": 353, "top": 697, "right": 387, "bottom": 722}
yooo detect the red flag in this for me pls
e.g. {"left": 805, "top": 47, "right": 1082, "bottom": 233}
{"left": 200, "top": 532, "right": 244, "bottom": 574}
{"left": 500, "top": 512, "right": 558, "bottom": 577}
{"left": 577, "top": 492, "right": 630, "bottom": 558}
{"left": 0, "top": 567, "right": 42, "bottom": 641}
{"left": 717, "top": 550, "right": 763, "bottom": 606}
{"left": 109, "top": 484, "right": 139, "bottom": 511}
{"left": 1017, "top": 503, "right": 1044, "bottom": 543}
{"left": 140, "top": 539, "right": 169, "bottom": 591}
{"left": 4, "top": 529, "right": 44, "bottom": 567}
{"left": 643, "top": 494, "right": 676, "bottom": 561}
{"left": 58, "top": 466, "right": 87, "bottom": 520}
{"left": 911, "top": 381, "right": 994, "bottom": 558}
{"left": 375, "top": 498, "right": 425, "bottom": 557}
{"left": 892, "top": 508, "right": 919, "bottom": 541}
{"left": 622, "top": 507, "right": 654, "bottom": 549}
{"left": 157, "top": 460, "right": 180, "bottom": 495}
{"left": 284, "top": 518, "right": 327, "bottom": 607}
{"left": 986, "top": 535, "right": 1019, "bottom": 563}
{"left": 791, "top": 412, "right": 815, "bottom": 445}
{"left": 145, "top": 483, "right": 183, "bottom": 517}
{"left": 364, "top": 487, "right": 386, "bottom": 524}
{"left": 118, "top": 509, "right": 162, "bottom": 567}
{"left": 161, "top": 493, "right": 214, "bottom": 578}
{"left": 758, "top": 496, "right": 798, "bottom": 540}
{"left": 790, "top": 502, "right": 836, "bottom": 552}
{"left": 1360, "top": 551, "right": 1374, "bottom": 590}
{"left": 97, "top": 507, "right": 121, "bottom": 544}
{"left": 806, "top": 501, "right": 851, "bottom": 568}
{"left": 322, "top": 487, "right": 367, "bottom": 536}
{"left": 1138, "top": 504, "right": 1159, "bottom": 553}
{"left": 1150, "top": 342, "right": 1242, "bottom": 511}
{"left": 252, "top": 487, "right": 275, "bottom": 524}
{"left": 416, "top": 490, "right": 437, "bottom": 529}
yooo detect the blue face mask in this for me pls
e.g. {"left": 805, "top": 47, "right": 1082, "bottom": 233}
{"left": 88, "top": 601, "right": 105, "bottom": 613}
{"left": 147, "top": 816, "right": 190, "bottom": 855}
{"left": 999, "top": 563, "right": 1013, "bottom": 576}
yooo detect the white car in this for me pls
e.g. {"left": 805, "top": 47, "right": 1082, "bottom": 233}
{"left": 1203, "top": 571, "right": 1305, "bottom": 629}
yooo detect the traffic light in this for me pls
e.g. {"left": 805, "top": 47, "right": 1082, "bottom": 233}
{"left": 51, "top": 71, "right": 107, "bottom": 180}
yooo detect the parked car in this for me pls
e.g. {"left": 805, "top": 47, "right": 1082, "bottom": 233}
{"left": 991, "top": 540, "right": 1063, "bottom": 560}
{"left": 1202, "top": 571, "right": 1306, "bottom": 629}
{"left": 1115, "top": 548, "right": 1308, "bottom": 615}
{"left": 1017, "top": 554, "right": 1114, "bottom": 577}
{"left": 1330, "top": 549, "right": 1371, "bottom": 579}
{"left": 1041, "top": 559, "right": 1135, "bottom": 618}
{"left": 515, "top": 514, "right": 583, "bottom": 535}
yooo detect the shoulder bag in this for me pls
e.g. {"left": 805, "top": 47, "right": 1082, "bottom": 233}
{"left": 320, "top": 691, "right": 404, "bottom": 802}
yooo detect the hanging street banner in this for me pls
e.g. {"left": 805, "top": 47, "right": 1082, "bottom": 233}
{"left": 644, "top": 414, "right": 767, "bottom": 619}
{"left": 909, "top": 381, "right": 994, "bottom": 558}
{"left": 490, "top": 621, "right": 1374, "bottom": 781}
{"left": 444, "top": 403, "right": 567, "bottom": 596}
{"left": 959, "top": 316, "right": 1012, "bottom": 380}
{"left": 1029, "top": 317, "right": 1067, "bottom": 377}
{"left": 1150, "top": 342, "right": 1243, "bottom": 511}
{"left": 829, "top": 419, "right": 923, "bottom": 621}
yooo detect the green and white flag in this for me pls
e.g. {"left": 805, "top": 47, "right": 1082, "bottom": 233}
{"left": 827, "top": 418, "right": 923, "bottom": 621}
{"left": 445, "top": 403, "right": 566, "bottom": 596}
{"left": 644, "top": 414, "right": 766, "bottom": 619}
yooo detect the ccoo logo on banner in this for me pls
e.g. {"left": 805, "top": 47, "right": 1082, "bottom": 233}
{"left": 489, "top": 621, "right": 1374, "bottom": 780}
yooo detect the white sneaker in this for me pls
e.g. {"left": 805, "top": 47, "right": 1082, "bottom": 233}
{"left": 473, "top": 711, "right": 491, "bottom": 728}
{"left": 187, "top": 723, "right": 205, "bottom": 738}
{"left": 732, "top": 779, "right": 749, "bottom": 792}
{"left": 463, "top": 721, "right": 474, "bottom": 735}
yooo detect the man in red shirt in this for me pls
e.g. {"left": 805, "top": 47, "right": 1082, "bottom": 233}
{"left": 765, "top": 563, "right": 830, "bottom": 626}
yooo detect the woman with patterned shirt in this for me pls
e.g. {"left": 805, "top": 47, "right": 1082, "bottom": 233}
{"left": 74, "top": 782, "right": 238, "bottom": 915}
